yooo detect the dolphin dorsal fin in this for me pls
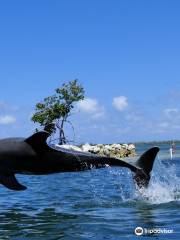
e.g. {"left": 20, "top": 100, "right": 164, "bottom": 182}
{"left": 25, "top": 131, "right": 50, "bottom": 152}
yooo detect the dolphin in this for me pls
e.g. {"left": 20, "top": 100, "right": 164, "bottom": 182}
{"left": 0, "top": 131, "right": 159, "bottom": 191}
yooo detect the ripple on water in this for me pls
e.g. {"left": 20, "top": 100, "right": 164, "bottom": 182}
{"left": 0, "top": 150, "right": 179, "bottom": 239}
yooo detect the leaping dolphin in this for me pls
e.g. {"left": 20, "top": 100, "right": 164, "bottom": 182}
{"left": 0, "top": 131, "right": 159, "bottom": 191}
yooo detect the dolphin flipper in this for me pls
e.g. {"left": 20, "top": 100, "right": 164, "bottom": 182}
{"left": 0, "top": 173, "right": 27, "bottom": 191}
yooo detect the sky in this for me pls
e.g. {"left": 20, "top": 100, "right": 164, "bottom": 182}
{"left": 0, "top": 0, "right": 180, "bottom": 143}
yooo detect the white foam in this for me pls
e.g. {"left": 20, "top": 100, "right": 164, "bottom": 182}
{"left": 138, "top": 156, "right": 180, "bottom": 204}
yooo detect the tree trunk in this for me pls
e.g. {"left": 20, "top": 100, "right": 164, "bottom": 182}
{"left": 58, "top": 118, "right": 66, "bottom": 145}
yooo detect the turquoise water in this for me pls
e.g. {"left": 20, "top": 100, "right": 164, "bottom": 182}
{"left": 0, "top": 143, "right": 180, "bottom": 239}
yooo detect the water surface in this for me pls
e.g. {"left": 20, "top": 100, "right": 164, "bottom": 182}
{"left": 0, "top": 143, "right": 180, "bottom": 239}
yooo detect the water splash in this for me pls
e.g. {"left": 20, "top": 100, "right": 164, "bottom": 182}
{"left": 107, "top": 155, "right": 180, "bottom": 205}
{"left": 138, "top": 156, "right": 180, "bottom": 204}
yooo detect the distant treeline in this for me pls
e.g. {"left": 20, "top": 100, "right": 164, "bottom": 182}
{"left": 134, "top": 140, "right": 180, "bottom": 145}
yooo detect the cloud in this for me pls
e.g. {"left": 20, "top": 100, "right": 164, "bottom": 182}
{"left": 92, "top": 111, "right": 105, "bottom": 120}
{"left": 77, "top": 98, "right": 98, "bottom": 113}
{"left": 148, "top": 108, "right": 180, "bottom": 134}
{"left": 158, "top": 121, "right": 169, "bottom": 128}
{"left": 164, "top": 108, "right": 179, "bottom": 118}
{"left": 112, "top": 96, "right": 128, "bottom": 111}
{"left": 125, "top": 112, "right": 143, "bottom": 124}
{"left": 77, "top": 98, "right": 105, "bottom": 119}
{"left": 0, "top": 115, "right": 16, "bottom": 125}
{"left": 0, "top": 101, "right": 8, "bottom": 111}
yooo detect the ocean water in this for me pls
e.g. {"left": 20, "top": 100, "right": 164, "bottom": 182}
{"left": 0, "top": 143, "right": 180, "bottom": 240}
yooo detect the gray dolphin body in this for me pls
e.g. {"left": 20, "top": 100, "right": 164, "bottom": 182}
{"left": 0, "top": 131, "right": 159, "bottom": 191}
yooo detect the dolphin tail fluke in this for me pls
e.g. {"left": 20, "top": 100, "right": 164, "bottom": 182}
{"left": 133, "top": 147, "right": 159, "bottom": 189}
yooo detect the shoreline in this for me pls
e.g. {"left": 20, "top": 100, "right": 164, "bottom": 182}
{"left": 56, "top": 143, "right": 136, "bottom": 158}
